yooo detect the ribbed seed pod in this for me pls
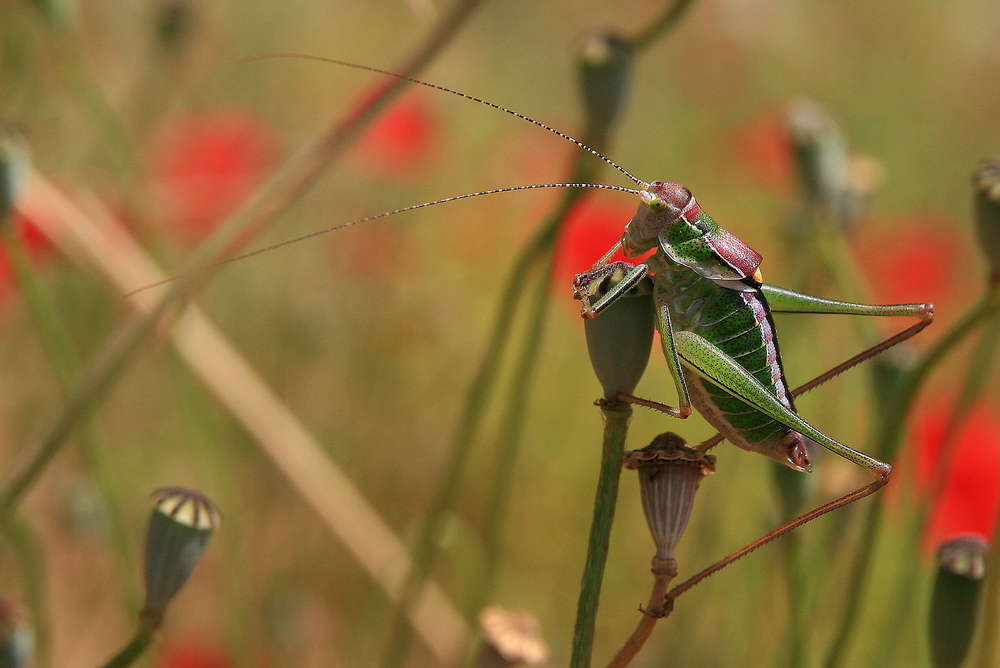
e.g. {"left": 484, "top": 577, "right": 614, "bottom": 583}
{"left": 142, "top": 488, "right": 220, "bottom": 628}
{"left": 624, "top": 433, "right": 716, "bottom": 576}
{"left": 928, "top": 536, "right": 989, "bottom": 668}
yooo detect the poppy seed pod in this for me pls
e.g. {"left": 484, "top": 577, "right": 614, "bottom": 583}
{"left": 578, "top": 33, "right": 633, "bottom": 136}
{"left": 624, "top": 433, "right": 716, "bottom": 576}
{"left": 141, "top": 488, "right": 219, "bottom": 628}
{"left": 0, "top": 130, "right": 29, "bottom": 226}
{"left": 579, "top": 266, "right": 654, "bottom": 400}
{"left": 974, "top": 159, "right": 1000, "bottom": 284}
{"left": 785, "top": 99, "right": 848, "bottom": 222}
{"left": 928, "top": 536, "right": 989, "bottom": 668}
{"left": 0, "top": 599, "right": 31, "bottom": 668}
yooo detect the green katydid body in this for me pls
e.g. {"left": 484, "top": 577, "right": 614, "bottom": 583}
{"left": 650, "top": 254, "right": 807, "bottom": 469}
{"left": 575, "top": 181, "right": 933, "bottom": 478}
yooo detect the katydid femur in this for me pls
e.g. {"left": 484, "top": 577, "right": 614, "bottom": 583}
{"left": 129, "top": 56, "right": 934, "bottom": 583}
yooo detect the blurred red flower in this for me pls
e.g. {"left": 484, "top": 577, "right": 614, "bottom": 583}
{"left": 157, "top": 642, "right": 230, "bottom": 668}
{"left": 852, "top": 217, "right": 961, "bottom": 311}
{"left": 733, "top": 108, "right": 794, "bottom": 192}
{"left": 151, "top": 110, "right": 277, "bottom": 244}
{"left": 355, "top": 91, "right": 439, "bottom": 180}
{"left": 0, "top": 211, "right": 58, "bottom": 308}
{"left": 915, "top": 404, "right": 1000, "bottom": 548}
{"left": 552, "top": 196, "right": 639, "bottom": 293}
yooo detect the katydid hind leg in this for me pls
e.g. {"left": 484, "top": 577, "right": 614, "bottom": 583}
{"left": 673, "top": 330, "right": 889, "bottom": 477}
{"left": 665, "top": 470, "right": 888, "bottom": 608}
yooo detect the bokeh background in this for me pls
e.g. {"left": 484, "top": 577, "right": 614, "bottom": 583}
{"left": 1, "top": 0, "right": 999, "bottom": 667}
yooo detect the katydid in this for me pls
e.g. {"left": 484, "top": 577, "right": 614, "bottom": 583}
{"left": 573, "top": 180, "right": 933, "bottom": 483}
{"left": 131, "top": 56, "right": 934, "bottom": 529}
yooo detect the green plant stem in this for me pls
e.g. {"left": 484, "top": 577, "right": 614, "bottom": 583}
{"left": 928, "top": 309, "right": 1000, "bottom": 506}
{"left": 474, "top": 244, "right": 558, "bottom": 601}
{"left": 879, "top": 287, "right": 1000, "bottom": 462}
{"left": 0, "top": 513, "right": 50, "bottom": 668}
{"left": 570, "top": 400, "right": 633, "bottom": 668}
{"left": 628, "top": 0, "right": 698, "bottom": 53}
{"left": 97, "top": 626, "right": 155, "bottom": 668}
{"left": 0, "top": 221, "right": 139, "bottom": 606}
{"left": 0, "top": 0, "right": 486, "bottom": 515}
{"left": 378, "top": 140, "right": 594, "bottom": 668}
{"left": 972, "top": 481, "right": 1000, "bottom": 668}
{"left": 823, "top": 286, "right": 1000, "bottom": 668}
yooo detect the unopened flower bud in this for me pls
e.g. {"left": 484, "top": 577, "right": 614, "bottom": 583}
{"left": 142, "top": 488, "right": 219, "bottom": 628}
{"left": 974, "top": 159, "right": 1000, "bottom": 284}
{"left": 477, "top": 606, "right": 549, "bottom": 668}
{"left": 624, "top": 433, "right": 715, "bottom": 576}
{"left": 578, "top": 33, "right": 633, "bottom": 136}
{"left": 0, "top": 130, "right": 29, "bottom": 227}
{"left": 0, "top": 598, "right": 32, "bottom": 668}
{"left": 928, "top": 536, "right": 989, "bottom": 668}
{"left": 156, "top": 0, "right": 195, "bottom": 50}
{"left": 785, "top": 99, "right": 848, "bottom": 222}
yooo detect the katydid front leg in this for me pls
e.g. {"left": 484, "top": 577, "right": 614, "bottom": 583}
{"left": 574, "top": 262, "right": 693, "bottom": 419}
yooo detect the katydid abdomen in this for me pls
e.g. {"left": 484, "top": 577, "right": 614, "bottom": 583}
{"left": 652, "top": 255, "right": 807, "bottom": 470}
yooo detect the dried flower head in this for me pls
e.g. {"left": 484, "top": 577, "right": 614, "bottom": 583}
{"left": 142, "top": 488, "right": 220, "bottom": 628}
{"left": 477, "top": 606, "right": 549, "bottom": 668}
{"left": 624, "top": 433, "right": 715, "bottom": 575}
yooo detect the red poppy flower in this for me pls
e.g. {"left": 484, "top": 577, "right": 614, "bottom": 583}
{"left": 157, "top": 641, "right": 230, "bottom": 668}
{"left": 915, "top": 404, "right": 1000, "bottom": 548}
{"left": 552, "top": 196, "right": 639, "bottom": 294}
{"left": 733, "top": 108, "right": 794, "bottom": 193}
{"left": 0, "top": 211, "right": 58, "bottom": 310}
{"left": 152, "top": 110, "right": 277, "bottom": 244}
{"left": 355, "top": 91, "right": 439, "bottom": 180}
{"left": 852, "top": 217, "right": 961, "bottom": 312}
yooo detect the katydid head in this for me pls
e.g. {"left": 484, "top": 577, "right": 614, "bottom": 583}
{"left": 624, "top": 181, "right": 764, "bottom": 283}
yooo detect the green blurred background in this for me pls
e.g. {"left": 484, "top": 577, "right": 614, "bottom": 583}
{"left": 1, "top": 0, "right": 998, "bottom": 666}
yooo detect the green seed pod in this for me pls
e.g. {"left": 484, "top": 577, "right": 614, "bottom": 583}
{"left": 974, "top": 159, "right": 1000, "bottom": 284}
{"left": 624, "top": 433, "right": 716, "bottom": 577}
{"left": 156, "top": 0, "right": 195, "bottom": 50}
{"left": 0, "top": 599, "right": 31, "bottom": 668}
{"left": 142, "top": 488, "right": 220, "bottom": 628}
{"left": 0, "top": 130, "right": 29, "bottom": 228}
{"left": 580, "top": 268, "right": 654, "bottom": 400}
{"left": 577, "top": 33, "right": 633, "bottom": 136}
{"left": 785, "top": 99, "right": 848, "bottom": 223}
{"left": 928, "top": 536, "right": 989, "bottom": 668}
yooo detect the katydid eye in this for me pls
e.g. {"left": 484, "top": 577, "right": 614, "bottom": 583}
{"left": 648, "top": 197, "right": 666, "bottom": 213}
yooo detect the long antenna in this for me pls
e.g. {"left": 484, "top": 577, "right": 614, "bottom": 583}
{"left": 241, "top": 53, "right": 650, "bottom": 189}
{"left": 124, "top": 182, "right": 641, "bottom": 297}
